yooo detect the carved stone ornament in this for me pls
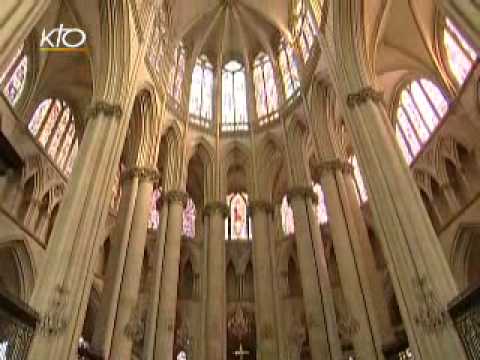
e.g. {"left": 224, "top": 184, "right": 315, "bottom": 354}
{"left": 317, "top": 159, "right": 351, "bottom": 177}
{"left": 85, "top": 101, "right": 123, "bottom": 120}
{"left": 249, "top": 200, "right": 274, "bottom": 215}
{"left": 124, "top": 303, "right": 145, "bottom": 343}
{"left": 37, "top": 284, "right": 69, "bottom": 336}
{"left": 337, "top": 312, "right": 360, "bottom": 340}
{"left": 165, "top": 190, "right": 188, "bottom": 207}
{"left": 286, "top": 186, "right": 318, "bottom": 205}
{"left": 413, "top": 276, "right": 449, "bottom": 333}
{"left": 204, "top": 201, "right": 229, "bottom": 218}
{"left": 346, "top": 87, "right": 384, "bottom": 108}
{"left": 124, "top": 166, "right": 160, "bottom": 183}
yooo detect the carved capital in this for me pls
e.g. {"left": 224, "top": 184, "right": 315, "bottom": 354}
{"left": 286, "top": 186, "right": 318, "bottom": 204}
{"left": 413, "top": 276, "right": 449, "bottom": 333}
{"left": 165, "top": 190, "right": 188, "bottom": 207}
{"left": 249, "top": 200, "right": 274, "bottom": 215}
{"left": 123, "top": 167, "right": 159, "bottom": 183}
{"left": 85, "top": 101, "right": 123, "bottom": 120}
{"left": 347, "top": 87, "right": 383, "bottom": 108}
{"left": 204, "top": 201, "right": 229, "bottom": 218}
{"left": 37, "top": 285, "right": 69, "bottom": 337}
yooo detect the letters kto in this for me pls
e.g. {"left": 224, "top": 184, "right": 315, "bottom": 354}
{"left": 40, "top": 24, "right": 87, "bottom": 50}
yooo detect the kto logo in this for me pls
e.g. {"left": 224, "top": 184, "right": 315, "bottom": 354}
{"left": 40, "top": 24, "right": 88, "bottom": 53}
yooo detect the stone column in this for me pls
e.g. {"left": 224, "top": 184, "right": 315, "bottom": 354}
{"left": 143, "top": 200, "right": 169, "bottom": 360}
{"left": 203, "top": 201, "right": 228, "bottom": 360}
{"left": 286, "top": 187, "right": 342, "bottom": 360}
{"left": 108, "top": 168, "right": 158, "bottom": 359}
{"left": 154, "top": 190, "right": 188, "bottom": 360}
{"left": 318, "top": 160, "right": 384, "bottom": 359}
{"left": 90, "top": 171, "right": 140, "bottom": 357}
{"left": 249, "top": 200, "right": 279, "bottom": 359}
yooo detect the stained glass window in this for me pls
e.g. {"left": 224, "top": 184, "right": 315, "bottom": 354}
{"left": 148, "top": 187, "right": 163, "bottom": 229}
{"left": 395, "top": 79, "right": 449, "bottom": 164}
{"left": 226, "top": 192, "right": 251, "bottom": 240}
{"left": 253, "top": 53, "right": 279, "bottom": 123}
{"left": 28, "top": 99, "right": 79, "bottom": 176}
{"left": 182, "top": 197, "right": 196, "bottom": 238}
{"left": 189, "top": 55, "right": 214, "bottom": 127}
{"left": 293, "top": 0, "right": 317, "bottom": 62}
{"left": 170, "top": 44, "right": 186, "bottom": 103}
{"left": 444, "top": 18, "right": 478, "bottom": 86}
{"left": 281, "top": 196, "right": 295, "bottom": 235}
{"left": 313, "top": 183, "right": 328, "bottom": 224}
{"left": 349, "top": 156, "right": 368, "bottom": 204}
{"left": 222, "top": 61, "right": 249, "bottom": 132}
{"left": 279, "top": 40, "right": 300, "bottom": 98}
{"left": 1, "top": 44, "right": 28, "bottom": 106}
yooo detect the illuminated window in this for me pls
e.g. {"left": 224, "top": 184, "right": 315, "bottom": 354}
{"left": 182, "top": 197, "right": 196, "bottom": 238}
{"left": 189, "top": 55, "right": 214, "bottom": 127}
{"left": 111, "top": 165, "right": 122, "bottom": 213}
{"left": 222, "top": 61, "right": 249, "bottom": 132}
{"left": 226, "top": 192, "right": 251, "bottom": 240}
{"left": 279, "top": 40, "right": 300, "bottom": 98}
{"left": 443, "top": 18, "right": 478, "bottom": 85}
{"left": 313, "top": 183, "right": 328, "bottom": 224}
{"left": 395, "top": 79, "right": 449, "bottom": 163}
{"left": 293, "top": 0, "right": 317, "bottom": 62}
{"left": 281, "top": 196, "right": 295, "bottom": 235}
{"left": 169, "top": 44, "right": 186, "bottom": 102}
{"left": 28, "top": 99, "right": 79, "bottom": 176}
{"left": 349, "top": 156, "right": 368, "bottom": 203}
{"left": 177, "top": 351, "right": 187, "bottom": 360}
{"left": 253, "top": 53, "right": 279, "bottom": 123}
{"left": 1, "top": 44, "right": 28, "bottom": 106}
{"left": 309, "top": 0, "right": 325, "bottom": 26}
{"left": 148, "top": 187, "right": 163, "bottom": 229}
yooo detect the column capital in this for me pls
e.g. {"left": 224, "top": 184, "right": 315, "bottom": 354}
{"left": 316, "top": 159, "right": 354, "bottom": 176}
{"left": 165, "top": 190, "right": 188, "bottom": 207}
{"left": 123, "top": 167, "right": 160, "bottom": 183}
{"left": 85, "top": 101, "right": 123, "bottom": 120}
{"left": 286, "top": 186, "right": 318, "bottom": 204}
{"left": 346, "top": 87, "right": 383, "bottom": 108}
{"left": 249, "top": 200, "right": 274, "bottom": 215}
{"left": 204, "top": 201, "right": 229, "bottom": 218}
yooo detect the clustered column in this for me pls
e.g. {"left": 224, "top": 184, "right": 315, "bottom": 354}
{"left": 286, "top": 187, "right": 343, "bottom": 360}
{"left": 202, "top": 201, "right": 229, "bottom": 360}
{"left": 249, "top": 200, "right": 280, "bottom": 360}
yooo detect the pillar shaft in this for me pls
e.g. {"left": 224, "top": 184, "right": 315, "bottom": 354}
{"left": 319, "top": 163, "right": 384, "bottom": 359}
{"left": 204, "top": 202, "right": 228, "bottom": 360}
{"left": 250, "top": 201, "right": 279, "bottom": 359}
{"left": 288, "top": 188, "right": 342, "bottom": 360}
{"left": 109, "top": 176, "right": 154, "bottom": 359}
{"left": 154, "top": 191, "right": 187, "bottom": 359}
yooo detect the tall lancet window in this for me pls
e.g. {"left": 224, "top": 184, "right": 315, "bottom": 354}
{"left": 225, "top": 192, "right": 251, "bottom": 240}
{"left": 281, "top": 196, "right": 295, "bottom": 235}
{"left": 394, "top": 79, "right": 449, "bottom": 164}
{"left": 443, "top": 18, "right": 478, "bottom": 86}
{"left": 293, "top": 0, "right": 317, "bottom": 62}
{"left": 182, "top": 197, "right": 196, "bottom": 238}
{"left": 222, "top": 60, "right": 248, "bottom": 132}
{"left": 28, "top": 99, "right": 79, "bottom": 176}
{"left": 189, "top": 55, "right": 214, "bottom": 127}
{"left": 1, "top": 44, "right": 28, "bottom": 106}
{"left": 253, "top": 53, "right": 279, "bottom": 124}
{"left": 349, "top": 156, "right": 368, "bottom": 204}
{"left": 169, "top": 43, "right": 186, "bottom": 103}
{"left": 148, "top": 186, "right": 163, "bottom": 229}
{"left": 279, "top": 40, "right": 300, "bottom": 98}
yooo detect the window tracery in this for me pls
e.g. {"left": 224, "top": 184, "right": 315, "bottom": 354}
{"left": 189, "top": 55, "right": 213, "bottom": 127}
{"left": 28, "top": 99, "right": 79, "bottom": 176}
{"left": 253, "top": 53, "right": 279, "bottom": 124}
{"left": 279, "top": 40, "right": 300, "bottom": 98}
{"left": 1, "top": 44, "right": 28, "bottom": 106}
{"left": 222, "top": 61, "right": 249, "bottom": 132}
{"left": 226, "top": 192, "right": 251, "bottom": 240}
{"left": 293, "top": 0, "right": 317, "bottom": 62}
{"left": 443, "top": 18, "right": 478, "bottom": 86}
{"left": 395, "top": 79, "right": 449, "bottom": 164}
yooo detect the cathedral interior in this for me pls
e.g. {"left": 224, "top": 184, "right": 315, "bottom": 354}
{"left": 0, "top": 0, "right": 480, "bottom": 359}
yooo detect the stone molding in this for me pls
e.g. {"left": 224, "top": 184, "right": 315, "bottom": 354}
{"left": 85, "top": 101, "right": 123, "bottom": 120}
{"left": 123, "top": 166, "right": 159, "bottom": 183}
{"left": 413, "top": 276, "right": 449, "bottom": 333}
{"left": 316, "top": 159, "right": 354, "bottom": 176}
{"left": 204, "top": 201, "right": 229, "bottom": 218}
{"left": 346, "top": 87, "right": 384, "bottom": 108}
{"left": 286, "top": 186, "right": 318, "bottom": 204}
{"left": 165, "top": 190, "right": 188, "bottom": 207}
{"left": 37, "top": 285, "right": 69, "bottom": 337}
{"left": 249, "top": 200, "right": 274, "bottom": 215}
